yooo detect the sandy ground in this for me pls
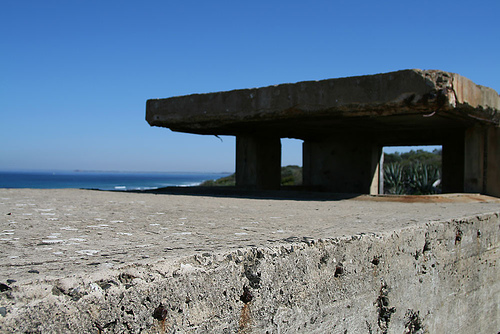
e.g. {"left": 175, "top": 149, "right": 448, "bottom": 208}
{"left": 1, "top": 188, "right": 499, "bottom": 285}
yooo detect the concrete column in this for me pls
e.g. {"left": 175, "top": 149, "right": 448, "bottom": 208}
{"left": 485, "top": 126, "right": 500, "bottom": 197}
{"left": 378, "top": 150, "right": 384, "bottom": 195}
{"left": 464, "top": 126, "right": 485, "bottom": 193}
{"left": 303, "top": 139, "right": 382, "bottom": 194}
{"left": 235, "top": 135, "right": 281, "bottom": 190}
{"left": 442, "top": 132, "right": 465, "bottom": 193}
{"left": 442, "top": 125, "right": 499, "bottom": 197}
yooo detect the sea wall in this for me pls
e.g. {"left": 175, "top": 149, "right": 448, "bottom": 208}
{"left": 2, "top": 212, "right": 498, "bottom": 333}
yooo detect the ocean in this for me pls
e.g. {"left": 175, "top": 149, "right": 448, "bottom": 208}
{"left": 0, "top": 170, "right": 232, "bottom": 191}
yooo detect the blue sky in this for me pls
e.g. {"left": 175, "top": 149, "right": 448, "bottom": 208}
{"left": 1, "top": 0, "right": 499, "bottom": 172}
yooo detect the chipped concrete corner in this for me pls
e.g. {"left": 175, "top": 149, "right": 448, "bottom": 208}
{"left": 1, "top": 189, "right": 499, "bottom": 333}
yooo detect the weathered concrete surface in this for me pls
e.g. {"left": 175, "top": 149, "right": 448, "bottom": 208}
{"left": 1, "top": 189, "right": 499, "bottom": 333}
{"left": 146, "top": 69, "right": 500, "bottom": 138}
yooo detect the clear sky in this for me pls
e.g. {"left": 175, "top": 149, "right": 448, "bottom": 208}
{"left": 1, "top": 0, "right": 499, "bottom": 172}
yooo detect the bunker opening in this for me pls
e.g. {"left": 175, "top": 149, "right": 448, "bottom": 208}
{"left": 382, "top": 146, "right": 442, "bottom": 195}
{"left": 280, "top": 138, "right": 303, "bottom": 187}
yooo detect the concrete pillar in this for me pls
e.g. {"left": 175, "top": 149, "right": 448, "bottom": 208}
{"left": 303, "top": 139, "right": 382, "bottom": 194}
{"left": 442, "top": 125, "right": 499, "bottom": 197}
{"left": 442, "top": 132, "right": 465, "bottom": 193}
{"left": 378, "top": 150, "right": 384, "bottom": 195}
{"left": 464, "top": 126, "right": 485, "bottom": 193}
{"left": 235, "top": 135, "right": 281, "bottom": 190}
{"left": 485, "top": 126, "right": 500, "bottom": 197}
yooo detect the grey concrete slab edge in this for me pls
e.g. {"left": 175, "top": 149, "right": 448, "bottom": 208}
{"left": 146, "top": 69, "right": 500, "bottom": 136}
{"left": 0, "top": 189, "right": 499, "bottom": 333}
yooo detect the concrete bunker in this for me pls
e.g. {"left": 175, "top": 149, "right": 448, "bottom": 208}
{"left": 146, "top": 69, "right": 500, "bottom": 197}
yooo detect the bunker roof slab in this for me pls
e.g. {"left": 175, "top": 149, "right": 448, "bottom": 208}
{"left": 146, "top": 69, "right": 499, "bottom": 139}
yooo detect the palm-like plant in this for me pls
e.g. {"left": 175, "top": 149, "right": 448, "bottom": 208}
{"left": 407, "top": 163, "right": 441, "bottom": 194}
{"left": 384, "top": 162, "right": 441, "bottom": 195}
{"left": 384, "top": 163, "right": 406, "bottom": 194}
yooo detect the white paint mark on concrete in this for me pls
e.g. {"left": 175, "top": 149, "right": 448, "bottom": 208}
{"left": 60, "top": 226, "right": 78, "bottom": 231}
{"left": 75, "top": 249, "right": 99, "bottom": 256}
{"left": 42, "top": 239, "right": 64, "bottom": 244}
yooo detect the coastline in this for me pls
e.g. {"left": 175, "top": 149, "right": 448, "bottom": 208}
{"left": 0, "top": 170, "right": 231, "bottom": 191}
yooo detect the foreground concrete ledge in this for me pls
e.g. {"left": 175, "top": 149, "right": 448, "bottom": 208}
{"left": 146, "top": 69, "right": 500, "bottom": 136}
{"left": 1, "top": 189, "right": 499, "bottom": 333}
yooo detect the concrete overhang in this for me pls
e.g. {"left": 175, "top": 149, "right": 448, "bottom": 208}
{"left": 146, "top": 69, "right": 500, "bottom": 142}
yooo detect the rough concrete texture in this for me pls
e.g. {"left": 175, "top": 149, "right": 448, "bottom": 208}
{"left": 146, "top": 69, "right": 500, "bottom": 137}
{"left": 1, "top": 189, "right": 499, "bottom": 333}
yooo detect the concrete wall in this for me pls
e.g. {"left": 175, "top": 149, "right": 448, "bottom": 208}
{"left": 443, "top": 125, "right": 500, "bottom": 197}
{"left": 3, "top": 213, "right": 498, "bottom": 333}
{"left": 235, "top": 135, "right": 281, "bottom": 190}
{"left": 486, "top": 126, "right": 500, "bottom": 197}
{"left": 420, "top": 125, "right": 500, "bottom": 197}
{"left": 303, "top": 139, "right": 382, "bottom": 194}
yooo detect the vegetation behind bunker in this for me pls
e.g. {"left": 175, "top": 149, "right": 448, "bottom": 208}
{"left": 202, "top": 149, "right": 442, "bottom": 195}
{"left": 383, "top": 149, "right": 442, "bottom": 195}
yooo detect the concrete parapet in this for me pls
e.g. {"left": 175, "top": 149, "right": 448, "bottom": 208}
{"left": 1, "top": 189, "right": 499, "bottom": 333}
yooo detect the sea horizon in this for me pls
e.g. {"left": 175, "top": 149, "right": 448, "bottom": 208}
{"left": 0, "top": 170, "right": 232, "bottom": 191}
{"left": 0, "top": 168, "right": 233, "bottom": 174}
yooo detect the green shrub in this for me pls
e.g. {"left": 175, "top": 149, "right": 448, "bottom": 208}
{"left": 201, "top": 165, "right": 303, "bottom": 187}
{"left": 200, "top": 174, "right": 235, "bottom": 186}
{"left": 203, "top": 149, "right": 442, "bottom": 195}
{"left": 280, "top": 165, "right": 302, "bottom": 186}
